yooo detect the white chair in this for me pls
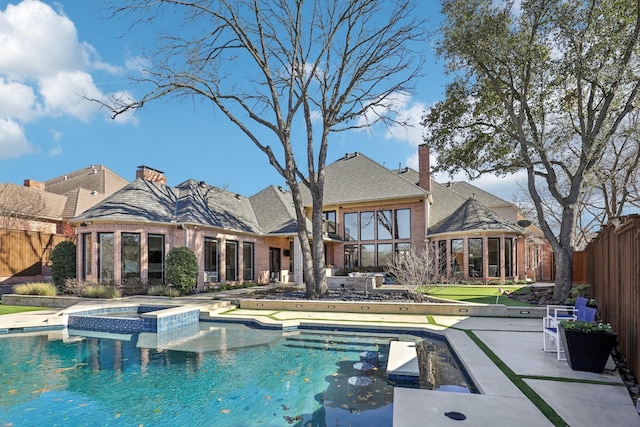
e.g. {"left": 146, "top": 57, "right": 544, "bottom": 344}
{"left": 542, "top": 297, "right": 588, "bottom": 360}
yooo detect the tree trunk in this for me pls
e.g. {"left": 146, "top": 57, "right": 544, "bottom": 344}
{"left": 552, "top": 246, "right": 573, "bottom": 304}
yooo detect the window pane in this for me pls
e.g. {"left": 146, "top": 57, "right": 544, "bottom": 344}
{"left": 377, "top": 210, "right": 392, "bottom": 240}
{"left": 395, "top": 242, "right": 411, "bottom": 260}
{"left": 344, "top": 213, "right": 358, "bottom": 241}
{"left": 98, "top": 233, "right": 114, "bottom": 284}
{"left": 225, "top": 241, "right": 237, "bottom": 281}
{"left": 394, "top": 209, "right": 411, "bottom": 239}
{"left": 469, "top": 238, "right": 483, "bottom": 277}
{"left": 82, "top": 233, "right": 92, "bottom": 280}
{"left": 360, "top": 211, "right": 375, "bottom": 240}
{"left": 437, "top": 240, "right": 447, "bottom": 276}
{"left": 488, "top": 238, "right": 499, "bottom": 277}
{"left": 451, "top": 239, "right": 463, "bottom": 276}
{"left": 377, "top": 243, "right": 393, "bottom": 267}
{"left": 121, "top": 233, "right": 141, "bottom": 279}
{"left": 344, "top": 244, "right": 359, "bottom": 269}
{"left": 360, "top": 244, "right": 374, "bottom": 267}
{"left": 204, "top": 238, "right": 218, "bottom": 282}
{"left": 505, "top": 238, "right": 513, "bottom": 277}
{"left": 243, "top": 242, "right": 254, "bottom": 281}
{"left": 148, "top": 234, "right": 164, "bottom": 281}
{"left": 323, "top": 211, "right": 337, "bottom": 234}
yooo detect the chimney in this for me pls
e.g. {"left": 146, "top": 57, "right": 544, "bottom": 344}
{"left": 418, "top": 144, "right": 431, "bottom": 192}
{"left": 136, "top": 165, "right": 167, "bottom": 185}
{"left": 24, "top": 179, "right": 45, "bottom": 191}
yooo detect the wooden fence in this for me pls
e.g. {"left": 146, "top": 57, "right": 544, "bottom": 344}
{"left": 0, "top": 230, "right": 75, "bottom": 281}
{"left": 585, "top": 214, "right": 640, "bottom": 381}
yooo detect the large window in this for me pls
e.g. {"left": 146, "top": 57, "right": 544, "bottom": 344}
{"left": 323, "top": 211, "right": 336, "bottom": 234}
{"left": 243, "top": 242, "right": 254, "bottom": 281}
{"left": 377, "top": 210, "right": 392, "bottom": 240}
{"left": 225, "top": 241, "right": 238, "bottom": 281}
{"left": 488, "top": 238, "right": 499, "bottom": 277}
{"left": 394, "top": 209, "right": 411, "bottom": 239}
{"left": 82, "top": 233, "right": 92, "bottom": 280}
{"left": 344, "top": 244, "right": 359, "bottom": 269}
{"left": 344, "top": 212, "right": 358, "bottom": 241}
{"left": 98, "top": 233, "right": 114, "bottom": 284}
{"left": 451, "top": 239, "right": 463, "bottom": 276}
{"left": 360, "top": 211, "right": 375, "bottom": 240}
{"left": 204, "top": 238, "right": 219, "bottom": 282}
{"left": 148, "top": 234, "right": 164, "bottom": 281}
{"left": 360, "top": 244, "right": 375, "bottom": 267}
{"left": 468, "top": 238, "right": 483, "bottom": 277}
{"left": 395, "top": 242, "right": 411, "bottom": 259}
{"left": 121, "top": 233, "right": 141, "bottom": 280}
{"left": 505, "top": 238, "right": 513, "bottom": 277}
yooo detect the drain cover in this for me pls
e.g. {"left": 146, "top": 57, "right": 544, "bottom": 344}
{"left": 444, "top": 412, "right": 466, "bottom": 421}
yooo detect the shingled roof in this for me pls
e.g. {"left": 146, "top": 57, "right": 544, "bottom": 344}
{"left": 74, "top": 178, "right": 271, "bottom": 235}
{"left": 430, "top": 197, "right": 524, "bottom": 235}
{"left": 250, "top": 185, "right": 307, "bottom": 234}
{"left": 302, "top": 152, "right": 428, "bottom": 205}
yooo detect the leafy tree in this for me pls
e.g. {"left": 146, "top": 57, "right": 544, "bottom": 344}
{"left": 424, "top": 0, "right": 640, "bottom": 302}
{"left": 165, "top": 246, "right": 198, "bottom": 294}
{"left": 50, "top": 241, "right": 76, "bottom": 286}
{"left": 103, "top": 0, "right": 426, "bottom": 298}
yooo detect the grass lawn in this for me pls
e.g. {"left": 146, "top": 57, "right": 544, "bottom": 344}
{"left": 0, "top": 304, "right": 49, "bottom": 315}
{"left": 426, "top": 285, "right": 536, "bottom": 306}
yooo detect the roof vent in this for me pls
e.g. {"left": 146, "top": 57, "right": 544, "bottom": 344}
{"left": 91, "top": 191, "right": 98, "bottom": 196}
{"left": 235, "top": 193, "right": 241, "bottom": 199}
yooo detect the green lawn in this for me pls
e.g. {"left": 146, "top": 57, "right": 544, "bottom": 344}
{"left": 426, "top": 285, "right": 535, "bottom": 306}
{"left": 0, "top": 304, "right": 49, "bottom": 315}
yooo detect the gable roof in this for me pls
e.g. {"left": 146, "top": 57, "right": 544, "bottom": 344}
{"left": 430, "top": 197, "right": 524, "bottom": 235}
{"left": 250, "top": 185, "right": 304, "bottom": 234}
{"left": 302, "top": 152, "right": 428, "bottom": 206}
{"left": 45, "top": 164, "right": 128, "bottom": 196}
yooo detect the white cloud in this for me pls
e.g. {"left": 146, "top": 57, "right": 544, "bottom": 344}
{"left": 0, "top": 0, "right": 137, "bottom": 159}
{"left": 0, "top": 118, "right": 38, "bottom": 159}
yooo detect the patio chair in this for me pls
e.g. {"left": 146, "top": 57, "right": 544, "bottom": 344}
{"left": 542, "top": 297, "right": 589, "bottom": 360}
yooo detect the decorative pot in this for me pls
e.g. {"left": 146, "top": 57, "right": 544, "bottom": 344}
{"left": 559, "top": 325, "right": 617, "bottom": 373}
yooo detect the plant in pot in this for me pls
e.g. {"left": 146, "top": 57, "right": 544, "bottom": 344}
{"left": 558, "top": 320, "right": 617, "bottom": 373}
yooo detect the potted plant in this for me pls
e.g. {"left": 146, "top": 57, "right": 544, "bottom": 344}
{"left": 558, "top": 320, "right": 617, "bottom": 373}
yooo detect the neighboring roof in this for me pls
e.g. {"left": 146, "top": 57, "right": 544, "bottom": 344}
{"left": 430, "top": 197, "right": 524, "bottom": 235}
{"left": 74, "top": 178, "right": 267, "bottom": 235}
{"left": 250, "top": 185, "right": 304, "bottom": 234}
{"left": 302, "top": 152, "right": 428, "bottom": 206}
{"left": 45, "top": 164, "right": 128, "bottom": 196}
{"left": 0, "top": 183, "right": 67, "bottom": 221}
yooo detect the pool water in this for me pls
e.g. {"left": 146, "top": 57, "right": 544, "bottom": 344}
{"left": 0, "top": 323, "right": 472, "bottom": 426}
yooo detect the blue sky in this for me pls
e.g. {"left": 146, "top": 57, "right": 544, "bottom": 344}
{"left": 0, "top": 0, "right": 523, "bottom": 200}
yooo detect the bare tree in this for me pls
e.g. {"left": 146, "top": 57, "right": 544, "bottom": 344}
{"left": 0, "top": 184, "right": 46, "bottom": 231}
{"left": 384, "top": 247, "right": 441, "bottom": 302}
{"left": 103, "top": 0, "right": 426, "bottom": 298}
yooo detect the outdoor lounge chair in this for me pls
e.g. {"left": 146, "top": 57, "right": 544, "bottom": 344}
{"left": 543, "top": 297, "right": 590, "bottom": 360}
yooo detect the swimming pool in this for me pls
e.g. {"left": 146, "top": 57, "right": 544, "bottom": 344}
{"left": 0, "top": 322, "right": 474, "bottom": 426}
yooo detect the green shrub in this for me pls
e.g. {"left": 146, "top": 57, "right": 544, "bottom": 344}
{"left": 165, "top": 246, "right": 198, "bottom": 294}
{"left": 12, "top": 282, "right": 57, "bottom": 296}
{"left": 83, "top": 284, "right": 121, "bottom": 299}
{"left": 50, "top": 241, "right": 77, "bottom": 286}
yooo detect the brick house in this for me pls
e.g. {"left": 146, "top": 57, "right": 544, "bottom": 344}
{"left": 69, "top": 147, "right": 548, "bottom": 289}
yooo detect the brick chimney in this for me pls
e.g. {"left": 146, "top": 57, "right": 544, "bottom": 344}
{"left": 136, "top": 165, "right": 166, "bottom": 185}
{"left": 418, "top": 144, "right": 431, "bottom": 192}
{"left": 23, "top": 179, "right": 45, "bottom": 191}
